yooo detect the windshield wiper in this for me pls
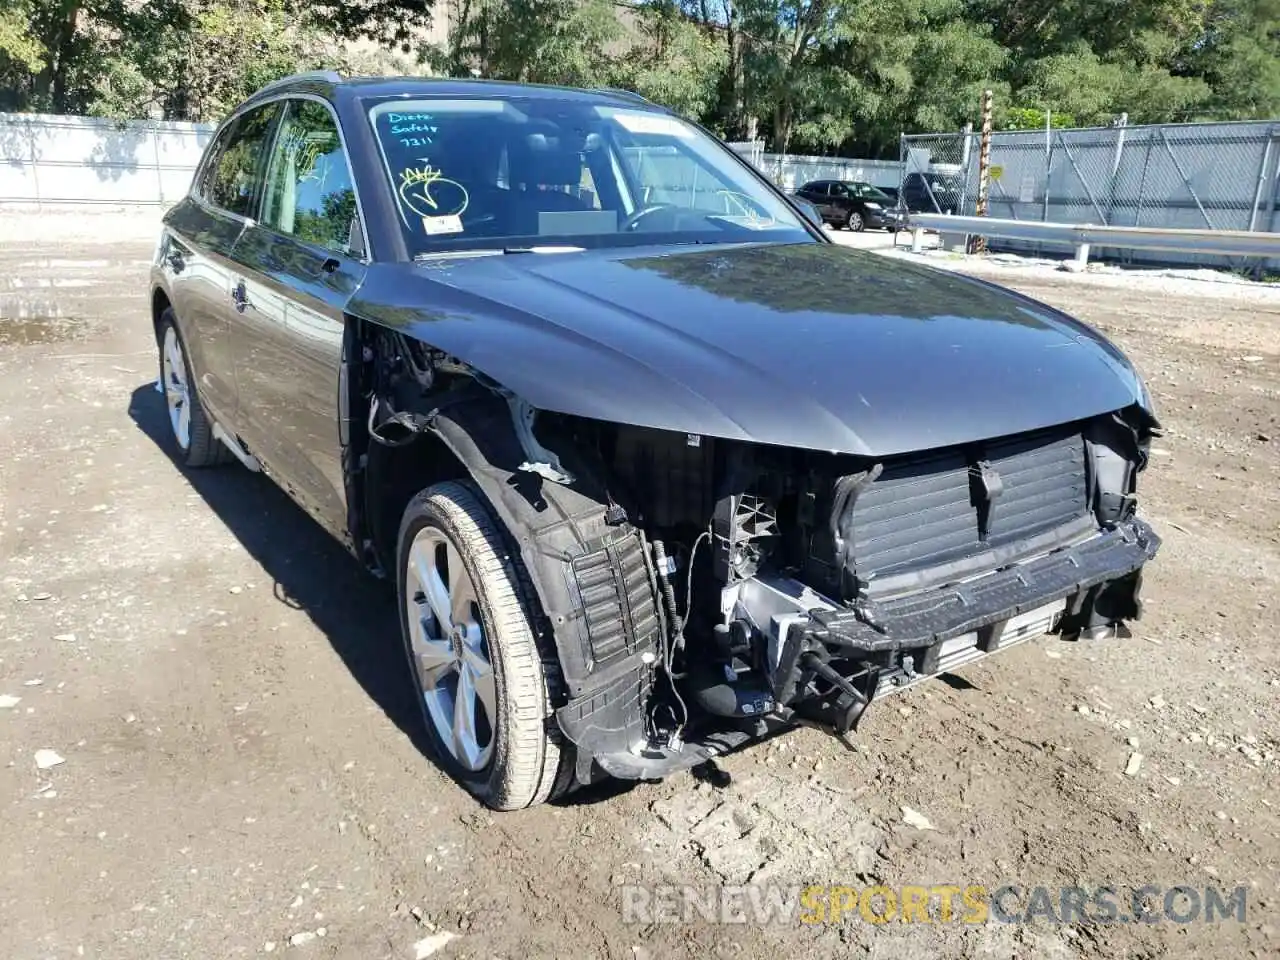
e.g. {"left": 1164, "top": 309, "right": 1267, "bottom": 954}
{"left": 413, "top": 249, "right": 505, "bottom": 262}
{"left": 501, "top": 245, "right": 586, "bottom": 255}
{"left": 414, "top": 245, "right": 586, "bottom": 261}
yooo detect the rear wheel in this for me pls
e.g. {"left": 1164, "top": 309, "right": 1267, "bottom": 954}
{"left": 397, "top": 481, "right": 571, "bottom": 810}
{"left": 157, "top": 310, "right": 230, "bottom": 467}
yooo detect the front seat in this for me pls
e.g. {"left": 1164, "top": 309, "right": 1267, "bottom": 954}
{"left": 507, "top": 133, "right": 589, "bottom": 235}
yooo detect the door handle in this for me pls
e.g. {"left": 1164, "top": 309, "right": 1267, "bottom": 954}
{"left": 305, "top": 255, "right": 342, "bottom": 280}
{"left": 232, "top": 279, "right": 251, "bottom": 313}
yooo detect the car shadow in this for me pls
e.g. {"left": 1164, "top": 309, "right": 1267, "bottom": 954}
{"left": 128, "top": 383, "right": 638, "bottom": 808}
{"left": 127, "top": 384, "right": 429, "bottom": 755}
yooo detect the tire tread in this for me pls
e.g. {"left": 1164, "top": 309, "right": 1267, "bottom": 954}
{"left": 402, "top": 481, "right": 571, "bottom": 809}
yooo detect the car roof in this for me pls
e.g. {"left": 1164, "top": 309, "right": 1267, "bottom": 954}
{"left": 244, "top": 71, "right": 658, "bottom": 110}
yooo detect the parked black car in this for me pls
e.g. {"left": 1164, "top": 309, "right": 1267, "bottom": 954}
{"left": 795, "top": 179, "right": 906, "bottom": 231}
{"left": 151, "top": 73, "right": 1160, "bottom": 810}
{"left": 899, "top": 171, "right": 965, "bottom": 214}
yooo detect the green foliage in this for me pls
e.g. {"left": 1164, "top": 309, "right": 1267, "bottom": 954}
{"left": 1187, "top": 0, "right": 1280, "bottom": 119}
{"left": 0, "top": 0, "right": 1276, "bottom": 159}
{"left": 487, "top": 0, "right": 621, "bottom": 86}
{"left": 0, "top": 3, "right": 44, "bottom": 72}
{"left": 438, "top": 0, "right": 620, "bottom": 86}
{"left": 612, "top": 1, "right": 728, "bottom": 118}
{"left": 307, "top": 0, "right": 437, "bottom": 48}
{"left": 1002, "top": 106, "right": 1078, "bottom": 131}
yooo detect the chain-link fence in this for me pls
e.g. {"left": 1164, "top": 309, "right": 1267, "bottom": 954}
{"left": 900, "top": 119, "right": 1280, "bottom": 268}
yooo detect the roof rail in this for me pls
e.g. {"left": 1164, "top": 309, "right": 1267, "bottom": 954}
{"left": 592, "top": 87, "right": 651, "bottom": 105}
{"left": 256, "top": 70, "right": 343, "bottom": 96}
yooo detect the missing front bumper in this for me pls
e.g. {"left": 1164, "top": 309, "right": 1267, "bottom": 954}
{"left": 774, "top": 518, "right": 1160, "bottom": 731}
{"left": 566, "top": 518, "right": 1159, "bottom": 779}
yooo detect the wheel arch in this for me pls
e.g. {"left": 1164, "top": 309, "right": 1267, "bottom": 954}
{"left": 346, "top": 321, "right": 661, "bottom": 780}
{"left": 151, "top": 285, "right": 172, "bottom": 342}
{"left": 362, "top": 425, "right": 470, "bottom": 575}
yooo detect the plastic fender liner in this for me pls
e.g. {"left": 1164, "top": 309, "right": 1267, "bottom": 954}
{"left": 424, "top": 390, "right": 661, "bottom": 765}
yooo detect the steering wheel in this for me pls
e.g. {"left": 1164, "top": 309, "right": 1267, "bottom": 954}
{"left": 621, "top": 203, "right": 681, "bottom": 232}
{"left": 715, "top": 190, "right": 773, "bottom": 222}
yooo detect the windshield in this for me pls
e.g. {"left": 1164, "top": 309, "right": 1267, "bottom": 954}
{"left": 365, "top": 96, "right": 812, "bottom": 256}
{"left": 849, "top": 182, "right": 893, "bottom": 203}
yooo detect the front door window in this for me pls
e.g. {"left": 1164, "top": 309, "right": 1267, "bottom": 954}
{"left": 261, "top": 100, "right": 360, "bottom": 255}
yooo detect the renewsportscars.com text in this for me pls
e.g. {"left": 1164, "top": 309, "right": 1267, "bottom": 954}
{"left": 621, "top": 883, "right": 1248, "bottom": 926}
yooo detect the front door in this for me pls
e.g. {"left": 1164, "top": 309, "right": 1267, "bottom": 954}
{"left": 228, "top": 98, "right": 367, "bottom": 542}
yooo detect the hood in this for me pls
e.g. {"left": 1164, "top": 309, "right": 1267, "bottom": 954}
{"left": 351, "top": 242, "right": 1147, "bottom": 457}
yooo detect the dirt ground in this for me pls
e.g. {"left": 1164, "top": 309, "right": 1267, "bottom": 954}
{"left": 1, "top": 225, "right": 1277, "bottom": 960}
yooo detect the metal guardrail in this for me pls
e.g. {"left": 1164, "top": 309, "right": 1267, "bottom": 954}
{"left": 900, "top": 120, "right": 1280, "bottom": 270}
{"left": 907, "top": 213, "right": 1280, "bottom": 269}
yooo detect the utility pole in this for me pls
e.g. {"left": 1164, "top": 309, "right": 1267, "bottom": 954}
{"left": 973, "top": 88, "right": 994, "bottom": 254}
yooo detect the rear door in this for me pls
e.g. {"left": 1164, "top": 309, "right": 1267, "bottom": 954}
{"left": 227, "top": 97, "right": 367, "bottom": 541}
{"left": 813, "top": 182, "right": 836, "bottom": 219}
{"left": 830, "top": 182, "right": 855, "bottom": 219}
{"left": 796, "top": 182, "right": 823, "bottom": 206}
{"left": 161, "top": 103, "right": 280, "bottom": 428}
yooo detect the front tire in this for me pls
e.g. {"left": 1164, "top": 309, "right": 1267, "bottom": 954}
{"left": 845, "top": 210, "right": 865, "bottom": 232}
{"left": 397, "top": 480, "right": 570, "bottom": 810}
{"left": 157, "top": 309, "right": 230, "bottom": 468}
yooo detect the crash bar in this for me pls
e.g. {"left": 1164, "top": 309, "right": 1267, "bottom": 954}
{"left": 906, "top": 213, "right": 1280, "bottom": 269}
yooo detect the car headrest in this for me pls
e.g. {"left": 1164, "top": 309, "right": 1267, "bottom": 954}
{"left": 511, "top": 133, "right": 583, "bottom": 188}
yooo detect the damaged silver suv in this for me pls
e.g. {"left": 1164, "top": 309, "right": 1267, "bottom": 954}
{"left": 149, "top": 73, "right": 1160, "bottom": 809}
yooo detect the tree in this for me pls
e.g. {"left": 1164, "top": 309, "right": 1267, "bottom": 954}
{"left": 307, "top": 0, "right": 437, "bottom": 49}
{"left": 0, "top": 1, "right": 119, "bottom": 113}
{"left": 1002, "top": 106, "right": 1077, "bottom": 130}
{"left": 970, "top": 0, "right": 1220, "bottom": 124}
{"left": 1189, "top": 0, "right": 1280, "bottom": 119}
{"left": 613, "top": 1, "right": 727, "bottom": 118}
{"left": 738, "top": 0, "right": 844, "bottom": 154}
{"left": 0, "top": 0, "right": 1274, "bottom": 152}
{"left": 830, "top": 0, "right": 1008, "bottom": 156}
{"left": 439, "top": 0, "right": 621, "bottom": 86}
{"left": 92, "top": 1, "right": 346, "bottom": 121}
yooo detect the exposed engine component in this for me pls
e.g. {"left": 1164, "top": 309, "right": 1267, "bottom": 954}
{"left": 712, "top": 491, "right": 777, "bottom": 582}
{"left": 606, "top": 410, "right": 1155, "bottom": 753}
{"left": 723, "top": 575, "right": 836, "bottom": 679}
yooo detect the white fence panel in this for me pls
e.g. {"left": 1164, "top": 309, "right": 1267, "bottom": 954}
{"left": 0, "top": 113, "right": 214, "bottom": 206}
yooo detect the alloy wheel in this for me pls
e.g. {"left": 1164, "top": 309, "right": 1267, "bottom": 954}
{"left": 404, "top": 527, "right": 497, "bottom": 771}
{"left": 161, "top": 325, "right": 191, "bottom": 450}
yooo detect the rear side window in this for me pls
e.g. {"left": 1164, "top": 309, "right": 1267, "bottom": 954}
{"left": 260, "top": 99, "right": 359, "bottom": 254}
{"left": 204, "top": 103, "right": 280, "bottom": 218}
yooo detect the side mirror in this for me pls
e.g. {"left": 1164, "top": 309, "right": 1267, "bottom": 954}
{"left": 792, "top": 196, "right": 823, "bottom": 228}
